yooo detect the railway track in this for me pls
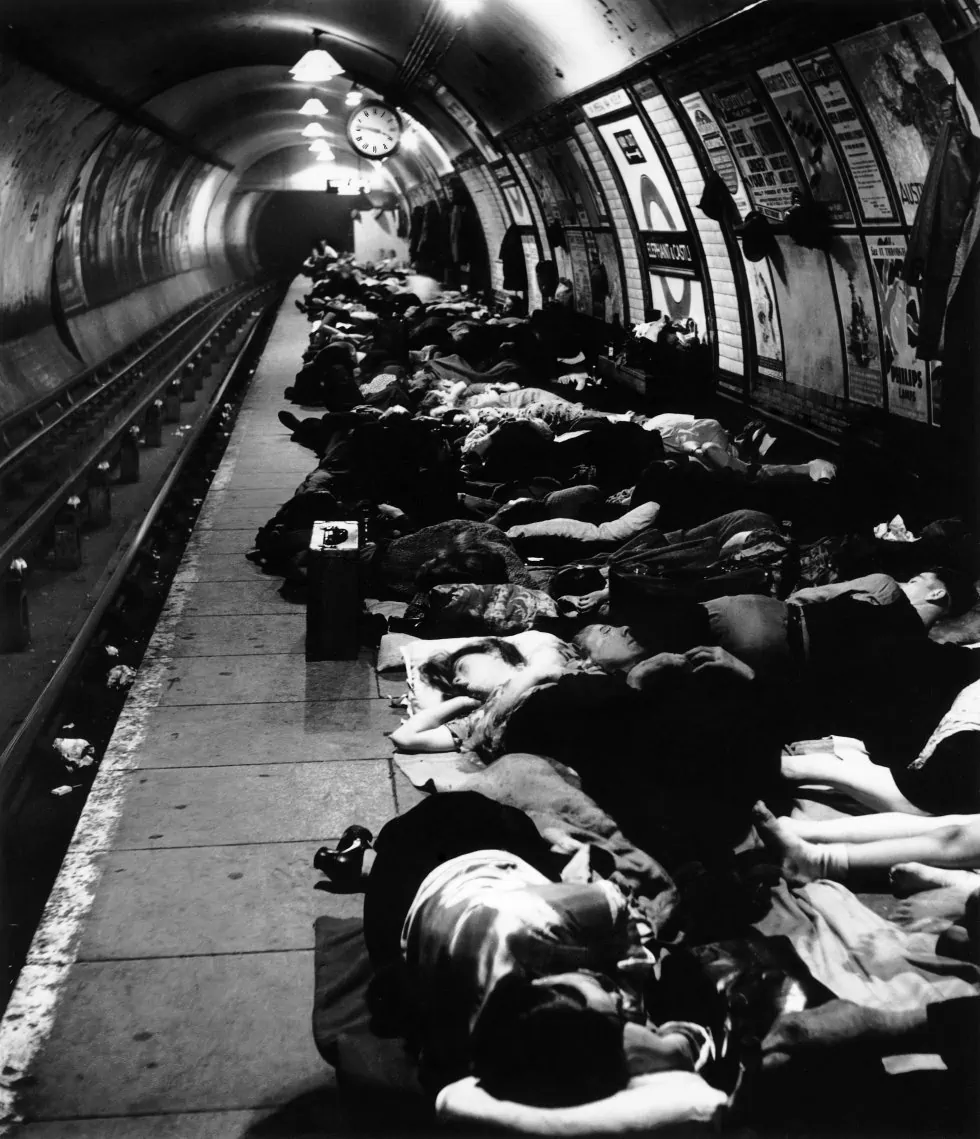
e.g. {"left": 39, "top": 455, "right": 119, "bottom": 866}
{"left": 0, "top": 285, "right": 272, "bottom": 623}
{"left": 0, "top": 282, "right": 286, "bottom": 1012}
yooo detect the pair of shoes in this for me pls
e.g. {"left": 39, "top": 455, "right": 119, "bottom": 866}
{"left": 314, "top": 825, "right": 373, "bottom": 885}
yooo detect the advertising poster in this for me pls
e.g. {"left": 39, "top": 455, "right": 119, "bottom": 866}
{"left": 567, "top": 230, "right": 594, "bottom": 315}
{"left": 796, "top": 49, "right": 897, "bottom": 224}
{"left": 757, "top": 61, "right": 854, "bottom": 224}
{"left": 548, "top": 140, "right": 603, "bottom": 227}
{"left": 649, "top": 274, "right": 706, "bottom": 332}
{"left": 566, "top": 136, "right": 609, "bottom": 222}
{"left": 705, "top": 81, "right": 805, "bottom": 220}
{"left": 867, "top": 232, "right": 929, "bottom": 421}
{"left": 770, "top": 239, "right": 845, "bottom": 397}
{"left": 837, "top": 15, "right": 958, "bottom": 225}
{"left": 742, "top": 254, "right": 785, "bottom": 382}
{"left": 595, "top": 232, "right": 624, "bottom": 321}
{"left": 828, "top": 236, "right": 886, "bottom": 406}
{"left": 521, "top": 147, "right": 576, "bottom": 225}
{"left": 597, "top": 114, "right": 686, "bottom": 230}
{"left": 489, "top": 159, "right": 532, "bottom": 226}
{"left": 680, "top": 92, "right": 753, "bottom": 216}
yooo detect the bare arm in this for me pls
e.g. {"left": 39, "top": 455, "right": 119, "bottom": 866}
{"left": 389, "top": 695, "right": 481, "bottom": 753}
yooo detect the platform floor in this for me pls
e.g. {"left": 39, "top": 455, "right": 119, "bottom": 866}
{"left": 0, "top": 281, "right": 421, "bottom": 1136}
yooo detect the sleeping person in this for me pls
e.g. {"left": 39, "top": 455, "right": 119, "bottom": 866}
{"left": 356, "top": 793, "right": 714, "bottom": 1106}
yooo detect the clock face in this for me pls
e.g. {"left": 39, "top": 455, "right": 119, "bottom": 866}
{"left": 346, "top": 101, "right": 403, "bottom": 158}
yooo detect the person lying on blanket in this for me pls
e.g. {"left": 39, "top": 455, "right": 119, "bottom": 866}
{"left": 388, "top": 634, "right": 591, "bottom": 756}
{"left": 358, "top": 793, "right": 713, "bottom": 1106}
{"left": 389, "top": 635, "right": 781, "bottom": 868}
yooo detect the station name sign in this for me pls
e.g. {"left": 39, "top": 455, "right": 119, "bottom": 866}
{"left": 642, "top": 231, "right": 695, "bottom": 274}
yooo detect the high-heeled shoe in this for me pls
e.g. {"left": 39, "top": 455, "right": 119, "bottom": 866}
{"left": 314, "top": 825, "right": 374, "bottom": 885}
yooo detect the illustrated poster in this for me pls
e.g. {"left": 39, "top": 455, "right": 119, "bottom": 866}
{"left": 705, "top": 80, "right": 805, "bottom": 220}
{"left": 829, "top": 236, "right": 886, "bottom": 406}
{"left": 867, "top": 232, "right": 929, "bottom": 421}
{"left": 757, "top": 61, "right": 854, "bottom": 224}
{"left": 742, "top": 253, "right": 785, "bottom": 382}
{"left": 595, "top": 232, "right": 624, "bottom": 322}
{"left": 769, "top": 239, "right": 844, "bottom": 397}
{"left": 548, "top": 140, "right": 604, "bottom": 228}
{"left": 837, "top": 15, "right": 958, "bottom": 225}
{"left": 566, "top": 136, "right": 609, "bottom": 222}
{"left": 597, "top": 114, "right": 686, "bottom": 231}
{"left": 796, "top": 49, "right": 897, "bottom": 224}
{"left": 680, "top": 92, "right": 753, "bottom": 216}
{"left": 567, "top": 230, "right": 594, "bottom": 315}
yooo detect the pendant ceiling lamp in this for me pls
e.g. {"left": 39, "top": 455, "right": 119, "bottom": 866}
{"left": 314, "top": 150, "right": 337, "bottom": 163}
{"left": 345, "top": 89, "right": 363, "bottom": 107}
{"left": 301, "top": 121, "right": 329, "bottom": 138}
{"left": 290, "top": 30, "right": 344, "bottom": 82}
{"left": 309, "top": 141, "right": 335, "bottom": 160}
{"left": 300, "top": 97, "right": 329, "bottom": 116}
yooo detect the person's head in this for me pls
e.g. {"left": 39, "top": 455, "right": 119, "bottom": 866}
{"left": 573, "top": 624, "right": 648, "bottom": 671}
{"left": 470, "top": 971, "right": 628, "bottom": 1108}
{"left": 420, "top": 638, "right": 526, "bottom": 697}
{"left": 415, "top": 542, "right": 509, "bottom": 592}
{"left": 899, "top": 566, "right": 973, "bottom": 625}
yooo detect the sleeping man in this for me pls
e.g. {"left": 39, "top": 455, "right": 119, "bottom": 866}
{"left": 355, "top": 792, "right": 715, "bottom": 1110}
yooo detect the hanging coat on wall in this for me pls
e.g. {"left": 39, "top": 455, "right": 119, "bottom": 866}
{"left": 546, "top": 218, "right": 567, "bottom": 251}
{"left": 590, "top": 261, "right": 609, "bottom": 306}
{"left": 904, "top": 94, "right": 980, "bottom": 360}
{"left": 409, "top": 205, "right": 425, "bottom": 260}
{"left": 499, "top": 224, "right": 528, "bottom": 291}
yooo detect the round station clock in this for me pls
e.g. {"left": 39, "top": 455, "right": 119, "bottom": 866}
{"left": 346, "top": 101, "right": 403, "bottom": 158}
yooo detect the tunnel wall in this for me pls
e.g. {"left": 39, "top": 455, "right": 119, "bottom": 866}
{"left": 0, "top": 57, "right": 252, "bottom": 422}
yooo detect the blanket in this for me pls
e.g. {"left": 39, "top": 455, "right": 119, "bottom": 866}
{"left": 756, "top": 879, "right": 980, "bottom": 1073}
{"left": 392, "top": 748, "right": 678, "bottom": 935}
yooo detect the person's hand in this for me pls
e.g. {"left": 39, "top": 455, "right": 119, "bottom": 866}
{"left": 684, "top": 645, "right": 755, "bottom": 683}
{"left": 626, "top": 653, "right": 690, "bottom": 690}
{"left": 807, "top": 458, "right": 837, "bottom": 483}
{"left": 760, "top": 1001, "right": 885, "bottom": 1071}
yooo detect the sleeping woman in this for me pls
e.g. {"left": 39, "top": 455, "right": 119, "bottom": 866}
{"left": 388, "top": 634, "right": 593, "bottom": 758}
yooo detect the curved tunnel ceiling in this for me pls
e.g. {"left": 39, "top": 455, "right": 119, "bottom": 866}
{"left": 3, "top": 0, "right": 761, "bottom": 188}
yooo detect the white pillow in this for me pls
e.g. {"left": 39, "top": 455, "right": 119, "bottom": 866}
{"left": 435, "top": 1071, "right": 727, "bottom": 1135}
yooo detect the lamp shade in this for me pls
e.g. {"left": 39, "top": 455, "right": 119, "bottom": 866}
{"left": 290, "top": 48, "right": 344, "bottom": 81}
{"left": 301, "top": 122, "right": 329, "bottom": 138}
{"left": 345, "top": 90, "right": 363, "bottom": 106}
{"left": 299, "top": 98, "right": 329, "bottom": 116}
{"left": 310, "top": 144, "right": 336, "bottom": 160}
{"left": 309, "top": 138, "right": 332, "bottom": 152}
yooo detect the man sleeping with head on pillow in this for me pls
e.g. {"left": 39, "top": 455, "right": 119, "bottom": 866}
{"left": 357, "top": 794, "right": 720, "bottom": 1123}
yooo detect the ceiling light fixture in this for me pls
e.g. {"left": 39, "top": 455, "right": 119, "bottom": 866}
{"left": 345, "top": 89, "right": 363, "bottom": 107}
{"left": 301, "top": 121, "right": 329, "bottom": 138}
{"left": 309, "top": 138, "right": 332, "bottom": 152}
{"left": 299, "top": 97, "right": 329, "bottom": 116}
{"left": 444, "top": 0, "right": 481, "bottom": 16}
{"left": 290, "top": 29, "right": 345, "bottom": 82}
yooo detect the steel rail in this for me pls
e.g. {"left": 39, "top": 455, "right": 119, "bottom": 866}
{"left": 0, "top": 294, "right": 279, "bottom": 799}
{"left": 0, "top": 285, "right": 271, "bottom": 571}
{"left": 0, "top": 287, "right": 244, "bottom": 482}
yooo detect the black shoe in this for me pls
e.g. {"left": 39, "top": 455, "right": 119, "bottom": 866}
{"left": 314, "top": 825, "right": 374, "bottom": 885}
{"left": 278, "top": 410, "right": 302, "bottom": 433}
